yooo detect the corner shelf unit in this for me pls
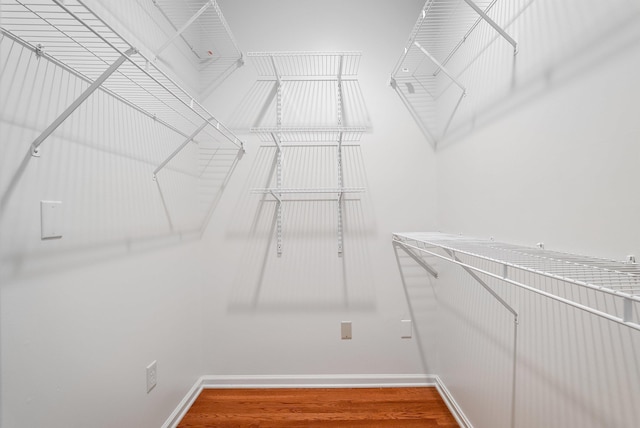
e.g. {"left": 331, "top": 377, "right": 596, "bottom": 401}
{"left": 0, "top": 0, "right": 243, "bottom": 177}
{"left": 248, "top": 51, "right": 367, "bottom": 256}
{"left": 393, "top": 232, "right": 640, "bottom": 331}
{"left": 390, "top": 0, "right": 517, "bottom": 147}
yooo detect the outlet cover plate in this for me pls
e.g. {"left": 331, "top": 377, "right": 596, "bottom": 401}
{"left": 40, "top": 200, "right": 63, "bottom": 240}
{"left": 341, "top": 321, "right": 352, "bottom": 340}
{"left": 401, "top": 319, "right": 412, "bottom": 339}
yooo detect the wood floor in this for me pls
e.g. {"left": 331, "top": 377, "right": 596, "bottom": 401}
{"left": 177, "top": 387, "right": 459, "bottom": 427}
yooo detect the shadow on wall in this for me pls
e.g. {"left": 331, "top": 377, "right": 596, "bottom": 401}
{"left": 226, "top": 144, "right": 377, "bottom": 312}
{"left": 0, "top": 35, "right": 241, "bottom": 281}
{"left": 395, "top": 244, "right": 640, "bottom": 428}
{"left": 391, "top": 0, "right": 640, "bottom": 149}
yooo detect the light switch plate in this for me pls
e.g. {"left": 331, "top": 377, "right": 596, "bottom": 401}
{"left": 401, "top": 319, "right": 412, "bottom": 339}
{"left": 40, "top": 200, "right": 62, "bottom": 240}
{"left": 341, "top": 321, "right": 352, "bottom": 340}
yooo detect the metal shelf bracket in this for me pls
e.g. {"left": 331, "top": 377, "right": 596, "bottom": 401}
{"left": 413, "top": 42, "right": 466, "bottom": 94}
{"left": 152, "top": 0, "right": 217, "bottom": 61}
{"left": 463, "top": 0, "right": 518, "bottom": 54}
{"left": 30, "top": 47, "right": 137, "bottom": 158}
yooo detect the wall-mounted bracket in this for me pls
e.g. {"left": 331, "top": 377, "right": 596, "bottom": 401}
{"left": 463, "top": 0, "right": 518, "bottom": 54}
{"left": 393, "top": 240, "right": 439, "bottom": 279}
{"left": 29, "top": 47, "right": 136, "bottom": 158}
{"left": 413, "top": 42, "right": 466, "bottom": 94}
{"left": 153, "top": 0, "right": 214, "bottom": 61}
{"left": 153, "top": 116, "right": 215, "bottom": 178}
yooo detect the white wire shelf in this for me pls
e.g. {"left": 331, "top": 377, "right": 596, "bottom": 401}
{"left": 0, "top": 0, "right": 243, "bottom": 156}
{"left": 152, "top": 0, "right": 241, "bottom": 62}
{"left": 393, "top": 232, "right": 640, "bottom": 331}
{"left": 151, "top": 0, "right": 243, "bottom": 93}
{"left": 251, "top": 127, "right": 366, "bottom": 143}
{"left": 390, "top": 0, "right": 516, "bottom": 146}
{"left": 248, "top": 51, "right": 361, "bottom": 79}
{"left": 251, "top": 187, "right": 366, "bottom": 202}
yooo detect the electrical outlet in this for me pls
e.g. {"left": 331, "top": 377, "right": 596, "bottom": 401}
{"left": 146, "top": 360, "right": 157, "bottom": 393}
{"left": 341, "top": 321, "right": 352, "bottom": 340}
{"left": 401, "top": 319, "right": 412, "bottom": 339}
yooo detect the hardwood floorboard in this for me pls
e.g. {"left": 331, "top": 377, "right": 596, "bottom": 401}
{"left": 178, "top": 387, "right": 459, "bottom": 427}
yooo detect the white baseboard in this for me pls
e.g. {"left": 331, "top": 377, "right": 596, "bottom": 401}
{"left": 160, "top": 379, "right": 204, "bottom": 428}
{"left": 200, "top": 373, "right": 435, "bottom": 389}
{"left": 433, "top": 375, "right": 474, "bottom": 428}
{"left": 163, "top": 374, "right": 471, "bottom": 428}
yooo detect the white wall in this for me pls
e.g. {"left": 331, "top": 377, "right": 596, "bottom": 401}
{"left": 199, "top": 0, "right": 437, "bottom": 378}
{"left": 0, "top": 1, "right": 211, "bottom": 426}
{"left": 429, "top": 0, "right": 640, "bottom": 427}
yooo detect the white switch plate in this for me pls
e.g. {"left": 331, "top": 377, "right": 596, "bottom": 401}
{"left": 401, "top": 319, "right": 412, "bottom": 339}
{"left": 341, "top": 321, "right": 352, "bottom": 340}
{"left": 146, "top": 360, "right": 157, "bottom": 393}
{"left": 40, "top": 200, "right": 62, "bottom": 240}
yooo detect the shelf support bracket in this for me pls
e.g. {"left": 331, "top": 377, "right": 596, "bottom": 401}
{"left": 443, "top": 248, "right": 518, "bottom": 318}
{"left": 29, "top": 47, "right": 136, "bottom": 157}
{"left": 413, "top": 42, "right": 466, "bottom": 94}
{"left": 394, "top": 241, "right": 439, "bottom": 279}
{"left": 337, "top": 132, "right": 344, "bottom": 256}
{"left": 462, "top": 0, "right": 518, "bottom": 54}
{"left": 268, "top": 190, "right": 282, "bottom": 204}
{"left": 153, "top": 117, "right": 214, "bottom": 178}
{"left": 153, "top": 0, "right": 214, "bottom": 60}
{"left": 336, "top": 56, "right": 345, "bottom": 256}
{"left": 272, "top": 71, "right": 283, "bottom": 257}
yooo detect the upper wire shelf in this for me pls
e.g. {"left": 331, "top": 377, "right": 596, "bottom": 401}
{"left": 248, "top": 51, "right": 361, "bottom": 80}
{"left": 393, "top": 232, "right": 640, "bottom": 330}
{"left": 0, "top": 0, "right": 243, "bottom": 151}
{"left": 247, "top": 51, "right": 368, "bottom": 143}
{"left": 151, "top": 0, "right": 243, "bottom": 93}
{"left": 390, "top": 0, "right": 517, "bottom": 146}
{"left": 251, "top": 127, "right": 366, "bottom": 143}
{"left": 152, "top": 0, "right": 242, "bottom": 63}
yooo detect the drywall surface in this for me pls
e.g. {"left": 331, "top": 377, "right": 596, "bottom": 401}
{"left": 432, "top": 1, "right": 640, "bottom": 427}
{"left": 198, "top": 0, "right": 438, "bottom": 378}
{"left": 0, "top": 2, "right": 208, "bottom": 426}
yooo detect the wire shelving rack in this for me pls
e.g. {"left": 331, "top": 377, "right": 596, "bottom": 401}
{"left": 247, "top": 51, "right": 368, "bottom": 256}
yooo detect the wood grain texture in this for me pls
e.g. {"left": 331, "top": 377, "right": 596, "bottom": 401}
{"left": 177, "top": 387, "right": 459, "bottom": 427}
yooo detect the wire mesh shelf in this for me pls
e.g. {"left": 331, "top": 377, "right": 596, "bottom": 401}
{"left": 247, "top": 51, "right": 368, "bottom": 143}
{"left": 393, "top": 232, "right": 640, "bottom": 330}
{"left": 0, "top": 0, "right": 243, "bottom": 151}
{"left": 251, "top": 127, "right": 366, "bottom": 143}
{"left": 390, "top": 0, "right": 516, "bottom": 146}
{"left": 248, "top": 51, "right": 361, "bottom": 79}
{"left": 151, "top": 0, "right": 243, "bottom": 92}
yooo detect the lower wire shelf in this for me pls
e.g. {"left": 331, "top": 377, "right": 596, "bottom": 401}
{"left": 393, "top": 232, "right": 640, "bottom": 331}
